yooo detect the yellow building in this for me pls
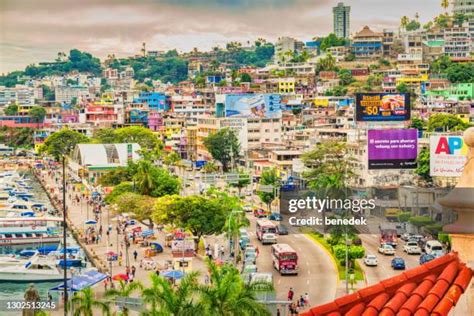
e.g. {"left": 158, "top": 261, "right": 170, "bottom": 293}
{"left": 278, "top": 78, "right": 295, "bottom": 94}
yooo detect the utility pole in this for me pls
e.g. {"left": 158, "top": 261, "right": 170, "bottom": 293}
{"left": 62, "top": 155, "right": 68, "bottom": 315}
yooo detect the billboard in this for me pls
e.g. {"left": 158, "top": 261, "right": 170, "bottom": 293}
{"left": 368, "top": 129, "right": 418, "bottom": 169}
{"left": 224, "top": 94, "right": 282, "bottom": 118}
{"left": 220, "top": 117, "right": 248, "bottom": 152}
{"left": 430, "top": 135, "right": 467, "bottom": 177}
{"left": 356, "top": 93, "right": 410, "bottom": 121}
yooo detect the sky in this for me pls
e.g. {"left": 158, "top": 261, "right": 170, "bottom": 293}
{"left": 0, "top": 0, "right": 443, "bottom": 73}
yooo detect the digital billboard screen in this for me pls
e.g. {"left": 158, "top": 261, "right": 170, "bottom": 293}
{"left": 224, "top": 94, "right": 282, "bottom": 118}
{"left": 356, "top": 93, "right": 410, "bottom": 121}
{"left": 368, "top": 129, "right": 418, "bottom": 169}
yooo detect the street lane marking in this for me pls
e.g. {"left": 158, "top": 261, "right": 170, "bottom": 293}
{"left": 278, "top": 279, "right": 281, "bottom": 285}
{"left": 307, "top": 280, "right": 310, "bottom": 285}
{"left": 306, "top": 261, "right": 309, "bottom": 266}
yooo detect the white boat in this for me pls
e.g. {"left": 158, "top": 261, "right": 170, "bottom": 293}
{"left": 0, "top": 255, "right": 68, "bottom": 282}
{"left": 0, "top": 217, "right": 63, "bottom": 245}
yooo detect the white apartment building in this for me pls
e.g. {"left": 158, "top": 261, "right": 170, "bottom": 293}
{"left": 171, "top": 95, "right": 210, "bottom": 123}
{"left": 55, "top": 85, "right": 90, "bottom": 104}
{"left": 443, "top": 26, "right": 472, "bottom": 58}
{"left": 0, "top": 85, "right": 37, "bottom": 106}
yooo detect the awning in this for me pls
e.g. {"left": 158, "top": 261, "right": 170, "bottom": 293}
{"left": 141, "top": 230, "right": 154, "bottom": 237}
{"left": 50, "top": 270, "right": 106, "bottom": 292}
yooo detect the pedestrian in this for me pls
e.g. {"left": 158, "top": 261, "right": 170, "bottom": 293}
{"left": 288, "top": 287, "right": 294, "bottom": 301}
{"left": 155, "top": 268, "right": 160, "bottom": 276}
{"left": 131, "top": 265, "right": 136, "bottom": 278}
{"left": 99, "top": 225, "right": 103, "bottom": 236}
{"left": 126, "top": 266, "right": 130, "bottom": 275}
{"left": 300, "top": 295, "right": 305, "bottom": 307}
{"left": 104, "top": 279, "right": 108, "bottom": 291}
{"left": 118, "top": 256, "right": 122, "bottom": 266}
{"left": 304, "top": 292, "right": 309, "bottom": 305}
{"left": 133, "top": 250, "right": 138, "bottom": 261}
{"left": 276, "top": 308, "right": 281, "bottom": 316}
{"left": 47, "top": 292, "right": 53, "bottom": 303}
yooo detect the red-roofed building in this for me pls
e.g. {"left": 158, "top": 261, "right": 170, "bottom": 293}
{"left": 300, "top": 252, "right": 472, "bottom": 316}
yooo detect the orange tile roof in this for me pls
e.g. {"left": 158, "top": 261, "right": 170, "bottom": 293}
{"left": 301, "top": 252, "right": 472, "bottom": 316}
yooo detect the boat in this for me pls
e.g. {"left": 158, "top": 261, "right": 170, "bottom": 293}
{"left": 0, "top": 255, "right": 69, "bottom": 282}
{"left": 0, "top": 217, "right": 63, "bottom": 245}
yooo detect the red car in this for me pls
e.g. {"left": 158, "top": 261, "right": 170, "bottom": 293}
{"left": 253, "top": 208, "right": 267, "bottom": 218}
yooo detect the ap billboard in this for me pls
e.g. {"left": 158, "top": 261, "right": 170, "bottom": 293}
{"left": 356, "top": 93, "right": 410, "bottom": 121}
{"left": 368, "top": 129, "right": 418, "bottom": 169}
{"left": 224, "top": 94, "right": 282, "bottom": 118}
{"left": 430, "top": 134, "right": 467, "bottom": 177}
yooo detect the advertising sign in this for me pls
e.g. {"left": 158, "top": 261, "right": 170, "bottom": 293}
{"left": 224, "top": 94, "right": 282, "bottom": 118}
{"left": 356, "top": 93, "right": 410, "bottom": 121}
{"left": 220, "top": 117, "right": 248, "bottom": 152}
{"left": 430, "top": 135, "right": 467, "bottom": 177}
{"left": 368, "top": 129, "right": 417, "bottom": 169}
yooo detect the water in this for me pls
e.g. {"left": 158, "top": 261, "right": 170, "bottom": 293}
{"left": 0, "top": 170, "right": 70, "bottom": 311}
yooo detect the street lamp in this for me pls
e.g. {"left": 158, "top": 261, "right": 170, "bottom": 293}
{"left": 61, "top": 154, "right": 68, "bottom": 315}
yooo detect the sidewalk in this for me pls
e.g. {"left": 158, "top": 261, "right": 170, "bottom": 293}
{"left": 36, "top": 166, "right": 208, "bottom": 315}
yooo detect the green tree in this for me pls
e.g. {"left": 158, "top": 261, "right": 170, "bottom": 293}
{"left": 400, "top": 16, "right": 409, "bottom": 28}
{"left": 29, "top": 106, "right": 47, "bottom": 123}
{"left": 204, "top": 128, "right": 240, "bottom": 172}
{"left": 41, "top": 84, "right": 56, "bottom": 101}
{"left": 135, "top": 160, "right": 155, "bottom": 195}
{"left": 434, "top": 14, "right": 450, "bottom": 28}
{"left": 68, "top": 287, "right": 110, "bottom": 316}
{"left": 114, "top": 126, "right": 162, "bottom": 150}
{"left": 198, "top": 260, "right": 272, "bottom": 316}
{"left": 98, "top": 167, "right": 132, "bottom": 186}
{"left": 441, "top": 0, "right": 449, "bottom": 12}
{"left": 105, "top": 280, "right": 143, "bottom": 316}
{"left": 257, "top": 168, "right": 279, "bottom": 211}
{"left": 104, "top": 182, "right": 134, "bottom": 204}
{"left": 316, "top": 53, "right": 337, "bottom": 72}
{"left": 302, "top": 141, "right": 355, "bottom": 197}
{"left": 230, "top": 169, "right": 251, "bottom": 196}
{"left": 410, "top": 118, "right": 426, "bottom": 132}
{"left": 240, "top": 73, "right": 252, "bottom": 83}
{"left": 42, "top": 129, "right": 90, "bottom": 160}
{"left": 344, "top": 53, "right": 355, "bottom": 62}
{"left": 415, "top": 148, "right": 432, "bottom": 182}
{"left": 396, "top": 82, "right": 409, "bottom": 93}
{"left": 163, "top": 151, "right": 181, "bottom": 166}
{"left": 141, "top": 272, "right": 202, "bottom": 316}
{"left": 92, "top": 128, "right": 117, "bottom": 144}
{"left": 446, "top": 63, "right": 474, "bottom": 83}
{"left": 427, "top": 113, "right": 470, "bottom": 132}
{"left": 202, "top": 161, "right": 219, "bottom": 173}
{"left": 319, "top": 33, "right": 347, "bottom": 51}
{"left": 337, "top": 69, "right": 355, "bottom": 86}
{"left": 430, "top": 55, "right": 452, "bottom": 73}
{"left": 4, "top": 104, "right": 18, "bottom": 115}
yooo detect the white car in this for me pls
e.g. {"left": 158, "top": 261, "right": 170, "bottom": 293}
{"left": 243, "top": 205, "right": 253, "bottom": 213}
{"left": 364, "top": 254, "right": 378, "bottom": 266}
{"left": 404, "top": 241, "right": 422, "bottom": 254}
{"left": 262, "top": 233, "right": 277, "bottom": 245}
{"left": 378, "top": 244, "right": 395, "bottom": 255}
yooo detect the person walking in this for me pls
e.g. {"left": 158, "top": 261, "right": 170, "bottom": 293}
{"left": 287, "top": 287, "right": 294, "bottom": 301}
{"left": 131, "top": 265, "right": 136, "bottom": 278}
{"left": 133, "top": 250, "right": 138, "bottom": 261}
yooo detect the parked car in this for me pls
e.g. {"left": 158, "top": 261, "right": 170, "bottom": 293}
{"left": 378, "top": 243, "right": 395, "bottom": 255}
{"left": 242, "top": 264, "right": 258, "bottom": 274}
{"left": 363, "top": 254, "right": 378, "bottom": 266}
{"left": 243, "top": 205, "right": 253, "bottom": 213}
{"left": 391, "top": 257, "right": 406, "bottom": 270}
{"left": 277, "top": 224, "right": 289, "bottom": 235}
{"left": 268, "top": 213, "right": 283, "bottom": 221}
{"left": 239, "top": 235, "right": 250, "bottom": 250}
{"left": 244, "top": 252, "right": 257, "bottom": 265}
{"left": 419, "top": 253, "right": 436, "bottom": 265}
{"left": 404, "top": 241, "right": 422, "bottom": 254}
{"left": 254, "top": 208, "right": 267, "bottom": 218}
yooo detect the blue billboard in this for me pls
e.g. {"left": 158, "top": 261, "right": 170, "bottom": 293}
{"left": 224, "top": 94, "right": 282, "bottom": 118}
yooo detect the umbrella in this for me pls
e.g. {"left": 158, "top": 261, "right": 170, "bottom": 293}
{"left": 112, "top": 274, "right": 129, "bottom": 281}
{"left": 150, "top": 242, "right": 163, "bottom": 253}
{"left": 85, "top": 220, "right": 97, "bottom": 225}
{"left": 106, "top": 251, "right": 117, "bottom": 256}
{"left": 162, "top": 270, "right": 185, "bottom": 280}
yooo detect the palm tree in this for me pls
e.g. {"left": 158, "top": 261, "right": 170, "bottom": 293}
{"left": 400, "top": 16, "right": 409, "bottom": 29}
{"left": 134, "top": 160, "right": 155, "bottom": 195}
{"left": 441, "top": 0, "right": 449, "bottom": 13}
{"left": 224, "top": 210, "right": 250, "bottom": 264}
{"left": 141, "top": 272, "right": 203, "bottom": 315}
{"left": 415, "top": 12, "right": 420, "bottom": 21}
{"left": 105, "top": 280, "right": 143, "bottom": 316}
{"left": 198, "top": 260, "right": 273, "bottom": 316}
{"left": 68, "top": 287, "right": 110, "bottom": 316}
{"left": 300, "top": 50, "right": 311, "bottom": 63}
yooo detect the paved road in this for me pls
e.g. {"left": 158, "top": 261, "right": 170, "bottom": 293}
{"left": 358, "top": 234, "right": 420, "bottom": 285}
{"left": 245, "top": 214, "right": 338, "bottom": 310}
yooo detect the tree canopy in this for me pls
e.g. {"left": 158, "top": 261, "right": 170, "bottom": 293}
{"left": 42, "top": 129, "right": 90, "bottom": 160}
{"left": 427, "top": 113, "right": 470, "bottom": 132}
{"left": 203, "top": 128, "right": 240, "bottom": 172}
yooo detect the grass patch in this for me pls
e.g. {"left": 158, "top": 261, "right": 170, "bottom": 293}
{"left": 308, "top": 233, "right": 364, "bottom": 281}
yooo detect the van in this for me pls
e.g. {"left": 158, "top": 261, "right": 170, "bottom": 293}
{"left": 425, "top": 240, "right": 444, "bottom": 257}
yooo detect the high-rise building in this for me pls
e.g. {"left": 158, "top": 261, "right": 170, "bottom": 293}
{"left": 452, "top": 0, "right": 474, "bottom": 15}
{"left": 333, "top": 2, "right": 350, "bottom": 39}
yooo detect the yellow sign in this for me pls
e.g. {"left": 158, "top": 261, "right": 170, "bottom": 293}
{"left": 314, "top": 98, "right": 329, "bottom": 107}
